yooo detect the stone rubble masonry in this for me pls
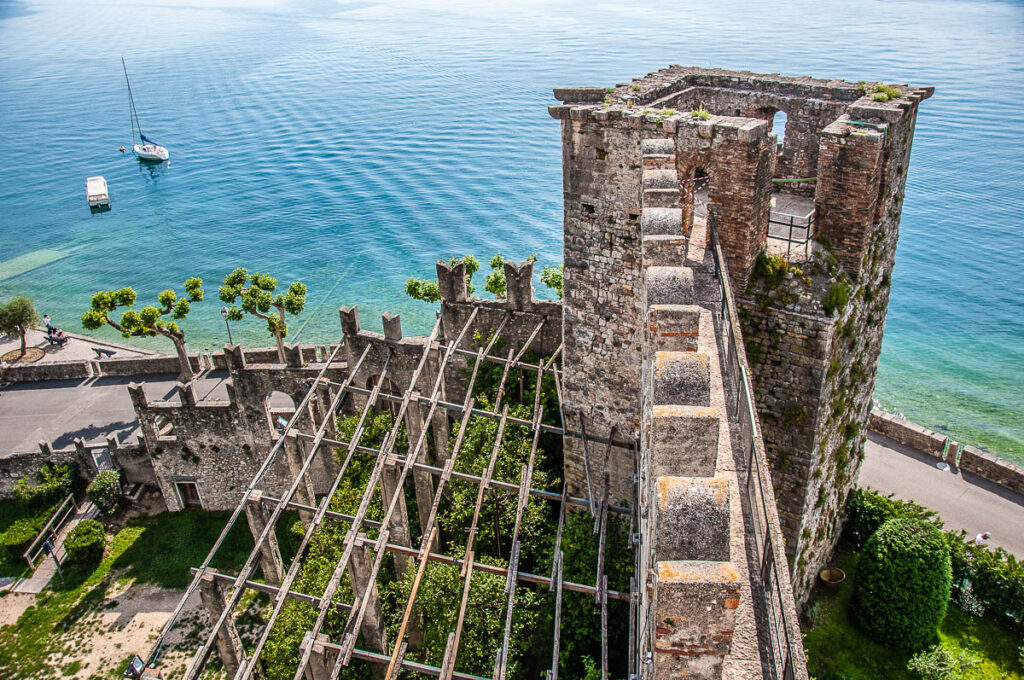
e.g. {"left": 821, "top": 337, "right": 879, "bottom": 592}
{"left": 869, "top": 410, "right": 1024, "bottom": 496}
{"left": 728, "top": 72, "right": 930, "bottom": 599}
{"left": 653, "top": 561, "right": 741, "bottom": 680}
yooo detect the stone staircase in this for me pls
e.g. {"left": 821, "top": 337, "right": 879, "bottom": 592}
{"left": 638, "top": 139, "right": 764, "bottom": 679}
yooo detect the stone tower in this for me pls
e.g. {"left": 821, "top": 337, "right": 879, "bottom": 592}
{"left": 550, "top": 66, "right": 932, "bottom": 599}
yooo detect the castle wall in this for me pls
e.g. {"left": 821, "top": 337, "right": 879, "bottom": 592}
{"left": 738, "top": 89, "right": 928, "bottom": 598}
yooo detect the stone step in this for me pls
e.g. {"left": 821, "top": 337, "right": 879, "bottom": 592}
{"left": 644, "top": 234, "right": 688, "bottom": 267}
{"left": 648, "top": 304, "right": 700, "bottom": 353}
{"left": 646, "top": 266, "right": 694, "bottom": 306}
{"left": 641, "top": 138, "right": 676, "bottom": 157}
{"left": 651, "top": 350, "right": 711, "bottom": 407}
{"left": 642, "top": 207, "right": 684, "bottom": 236}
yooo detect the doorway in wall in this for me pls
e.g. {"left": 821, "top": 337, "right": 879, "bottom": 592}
{"left": 175, "top": 481, "right": 202, "bottom": 508}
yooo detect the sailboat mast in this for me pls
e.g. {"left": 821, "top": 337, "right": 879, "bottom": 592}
{"left": 122, "top": 57, "right": 142, "bottom": 145}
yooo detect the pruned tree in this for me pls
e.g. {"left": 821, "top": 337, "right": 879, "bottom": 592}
{"left": 0, "top": 296, "right": 40, "bottom": 357}
{"left": 406, "top": 253, "right": 564, "bottom": 303}
{"left": 218, "top": 268, "right": 307, "bottom": 362}
{"left": 405, "top": 254, "right": 480, "bottom": 303}
{"left": 540, "top": 264, "right": 564, "bottom": 299}
{"left": 484, "top": 253, "right": 537, "bottom": 298}
{"left": 81, "top": 278, "right": 203, "bottom": 381}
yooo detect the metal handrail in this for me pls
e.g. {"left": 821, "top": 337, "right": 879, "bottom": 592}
{"left": 23, "top": 493, "right": 77, "bottom": 570}
{"left": 707, "top": 221, "right": 807, "bottom": 680}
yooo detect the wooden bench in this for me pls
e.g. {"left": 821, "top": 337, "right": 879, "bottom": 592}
{"left": 92, "top": 347, "right": 116, "bottom": 359}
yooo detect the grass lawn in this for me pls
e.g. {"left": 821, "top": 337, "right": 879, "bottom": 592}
{"left": 803, "top": 552, "right": 1024, "bottom": 680}
{"left": 0, "top": 508, "right": 254, "bottom": 679}
{"left": 0, "top": 498, "right": 61, "bottom": 579}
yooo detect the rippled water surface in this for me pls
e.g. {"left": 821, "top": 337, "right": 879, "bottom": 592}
{"left": 1, "top": 0, "right": 1022, "bottom": 461}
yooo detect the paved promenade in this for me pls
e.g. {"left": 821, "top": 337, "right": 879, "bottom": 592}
{"left": 0, "top": 327, "right": 155, "bottom": 364}
{"left": 0, "top": 374, "right": 230, "bottom": 454}
{"left": 859, "top": 431, "right": 1024, "bottom": 557}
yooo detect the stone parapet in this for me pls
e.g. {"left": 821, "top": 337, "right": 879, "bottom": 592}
{"left": 869, "top": 410, "right": 1024, "bottom": 496}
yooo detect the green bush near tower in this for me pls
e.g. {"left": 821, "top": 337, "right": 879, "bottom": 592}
{"left": 854, "top": 518, "right": 952, "bottom": 650}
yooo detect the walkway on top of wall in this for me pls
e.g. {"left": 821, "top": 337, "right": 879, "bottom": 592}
{"left": 858, "top": 431, "right": 1024, "bottom": 557}
{"left": 0, "top": 373, "right": 231, "bottom": 456}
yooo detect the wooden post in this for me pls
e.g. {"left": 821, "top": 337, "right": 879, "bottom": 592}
{"left": 244, "top": 491, "right": 284, "bottom": 585}
{"left": 198, "top": 570, "right": 246, "bottom": 677}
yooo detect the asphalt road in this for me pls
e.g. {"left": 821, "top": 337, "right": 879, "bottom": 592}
{"left": 0, "top": 374, "right": 231, "bottom": 454}
{"left": 858, "top": 431, "right": 1024, "bottom": 557}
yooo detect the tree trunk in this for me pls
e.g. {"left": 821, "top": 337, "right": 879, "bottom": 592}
{"left": 274, "top": 330, "right": 285, "bottom": 364}
{"left": 169, "top": 334, "right": 194, "bottom": 382}
{"left": 19, "top": 329, "right": 27, "bottom": 356}
{"left": 274, "top": 306, "right": 287, "bottom": 363}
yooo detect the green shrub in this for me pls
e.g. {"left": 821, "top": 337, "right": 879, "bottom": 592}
{"left": 855, "top": 518, "right": 952, "bottom": 650}
{"left": 843, "top": 488, "right": 939, "bottom": 549}
{"left": 906, "top": 644, "right": 977, "bottom": 679}
{"left": 64, "top": 520, "right": 105, "bottom": 565}
{"left": 86, "top": 470, "right": 122, "bottom": 516}
{"left": 822, "top": 281, "right": 850, "bottom": 316}
{"left": 1, "top": 517, "right": 39, "bottom": 561}
{"left": 751, "top": 252, "right": 789, "bottom": 289}
{"left": 945, "top": 531, "right": 1024, "bottom": 629}
{"left": 14, "top": 462, "right": 73, "bottom": 506}
{"left": 846, "top": 489, "right": 1024, "bottom": 630}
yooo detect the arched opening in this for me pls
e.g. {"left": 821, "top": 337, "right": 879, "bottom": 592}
{"left": 265, "top": 391, "right": 297, "bottom": 435}
{"left": 772, "top": 110, "right": 788, "bottom": 147}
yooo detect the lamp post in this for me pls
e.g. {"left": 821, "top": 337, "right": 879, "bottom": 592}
{"left": 220, "top": 306, "right": 233, "bottom": 345}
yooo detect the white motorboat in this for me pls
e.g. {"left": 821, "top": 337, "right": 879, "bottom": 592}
{"left": 123, "top": 57, "right": 169, "bottom": 163}
{"left": 86, "top": 176, "right": 109, "bottom": 207}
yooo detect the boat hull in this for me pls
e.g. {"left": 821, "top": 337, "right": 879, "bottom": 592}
{"left": 134, "top": 143, "right": 169, "bottom": 162}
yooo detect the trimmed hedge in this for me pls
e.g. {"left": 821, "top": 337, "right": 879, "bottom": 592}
{"left": 1, "top": 518, "right": 38, "bottom": 561}
{"left": 86, "top": 470, "right": 121, "bottom": 516}
{"left": 846, "top": 488, "right": 1024, "bottom": 629}
{"left": 855, "top": 518, "right": 951, "bottom": 650}
{"left": 64, "top": 520, "right": 105, "bottom": 565}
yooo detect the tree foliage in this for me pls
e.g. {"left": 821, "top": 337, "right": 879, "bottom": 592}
{"left": 405, "top": 253, "right": 563, "bottom": 303}
{"left": 845, "top": 488, "right": 1024, "bottom": 629}
{"left": 540, "top": 264, "right": 564, "bottom": 299}
{"left": 81, "top": 278, "right": 203, "bottom": 379}
{"left": 219, "top": 268, "right": 306, "bottom": 360}
{"left": 484, "top": 253, "right": 537, "bottom": 299}
{"left": 855, "top": 518, "right": 952, "bottom": 650}
{"left": 0, "top": 296, "right": 40, "bottom": 354}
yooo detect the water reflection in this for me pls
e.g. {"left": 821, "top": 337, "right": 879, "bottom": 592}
{"left": 137, "top": 158, "right": 169, "bottom": 183}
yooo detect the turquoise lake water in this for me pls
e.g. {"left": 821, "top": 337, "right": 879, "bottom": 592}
{"left": 0, "top": 0, "right": 1021, "bottom": 463}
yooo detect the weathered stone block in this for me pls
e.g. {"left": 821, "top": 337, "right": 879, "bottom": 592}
{"left": 650, "top": 405, "right": 720, "bottom": 477}
{"left": 654, "top": 476, "right": 730, "bottom": 561}
{"left": 646, "top": 266, "right": 695, "bottom": 306}
{"left": 653, "top": 351, "right": 711, "bottom": 406}
{"left": 653, "top": 560, "right": 741, "bottom": 680}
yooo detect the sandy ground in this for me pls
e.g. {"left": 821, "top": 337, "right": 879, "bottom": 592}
{"left": 0, "top": 579, "right": 206, "bottom": 680}
{"left": 0, "top": 592, "right": 35, "bottom": 626}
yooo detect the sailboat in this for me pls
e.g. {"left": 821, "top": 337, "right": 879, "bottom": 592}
{"left": 122, "top": 58, "right": 169, "bottom": 163}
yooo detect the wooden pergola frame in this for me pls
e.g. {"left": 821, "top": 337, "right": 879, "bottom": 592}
{"left": 149, "top": 309, "right": 632, "bottom": 680}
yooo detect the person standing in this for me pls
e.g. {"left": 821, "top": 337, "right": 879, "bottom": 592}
{"left": 42, "top": 314, "right": 54, "bottom": 333}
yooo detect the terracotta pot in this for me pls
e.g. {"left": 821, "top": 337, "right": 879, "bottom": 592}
{"left": 819, "top": 566, "right": 846, "bottom": 591}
